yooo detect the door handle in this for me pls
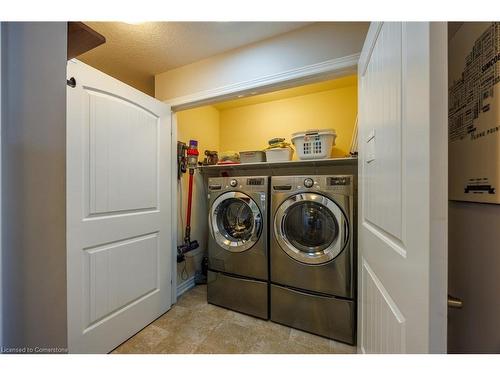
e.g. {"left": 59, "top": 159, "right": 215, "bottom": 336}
{"left": 448, "top": 294, "right": 463, "bottom": 309}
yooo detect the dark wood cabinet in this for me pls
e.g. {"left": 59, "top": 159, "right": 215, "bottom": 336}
{"left": 67, "top": 22, "right": 105, "bottom": 60}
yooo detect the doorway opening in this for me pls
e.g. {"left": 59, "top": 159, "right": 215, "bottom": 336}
{"left": 172, "top": 74, "right": 358, "bottom": 298}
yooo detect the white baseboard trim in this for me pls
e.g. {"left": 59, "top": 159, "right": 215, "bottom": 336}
{"left": 176, "top": 276, "right": 196, "bottom": 297}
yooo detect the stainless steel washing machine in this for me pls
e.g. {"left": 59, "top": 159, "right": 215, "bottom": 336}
{"left": 270, "top": 175, "right": 356, "bottom": 344}
{"left": 207, "top": 176, "right": 269, "bottom": 319}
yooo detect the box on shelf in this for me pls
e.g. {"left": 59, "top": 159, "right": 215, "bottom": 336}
{"left": 265, "top": 147, "right": 294, "bottom": 162}
{"left": 239, "top": 150, "right": 266, "bottom": 163}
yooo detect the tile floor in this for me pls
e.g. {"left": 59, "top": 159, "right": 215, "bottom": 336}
{"left": 112, "top": 285, "right": 356, "bottom": 354}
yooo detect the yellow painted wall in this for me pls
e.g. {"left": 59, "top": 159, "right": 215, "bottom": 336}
{"left": 218, "top": 82, "right": 357, "bottom": 159}
{"left": 177, "top": 105, "right": 220, "bottom": 156}
{"left": 176, "top": 106, "right": 219, "bottom": 284}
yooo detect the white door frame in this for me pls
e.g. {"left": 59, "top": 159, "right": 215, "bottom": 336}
{"left": 170, "top": 112, "right": 179, "bottom": 303}
{"left": 165, "top": 53, "right": 360, "bottom": 303}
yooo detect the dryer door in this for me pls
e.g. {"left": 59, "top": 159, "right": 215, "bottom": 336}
{"left": 210, "top": 192, "right": 262, "bottom": 252}
{"left": 274, "top": 192, "right": 348, "bottom": 265}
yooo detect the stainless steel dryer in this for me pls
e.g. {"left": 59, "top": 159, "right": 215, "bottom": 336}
{"left": 270, "top": 175, "right": 356, "bottom": 344}
{"left": 207, "top": 176, "right": 269, "bottom": 319}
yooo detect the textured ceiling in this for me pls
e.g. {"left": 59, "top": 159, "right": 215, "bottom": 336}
{"left": 78, "top": 22, "right": 312, "bottom": 96}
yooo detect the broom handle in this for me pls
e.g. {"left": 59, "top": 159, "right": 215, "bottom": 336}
{"left": 185, "top": 169, "right": 194, "bottom": 238}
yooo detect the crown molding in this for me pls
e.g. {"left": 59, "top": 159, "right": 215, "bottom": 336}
{"left": 167, "top": 53, "right": 360, "bottom": 111}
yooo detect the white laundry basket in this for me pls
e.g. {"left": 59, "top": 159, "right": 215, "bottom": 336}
{"left": 291, "top": 129, "right": 337, "bottom": 160}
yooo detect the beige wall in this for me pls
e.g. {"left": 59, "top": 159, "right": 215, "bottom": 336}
{"left": 448, "top": 201, "right": 500, "bottom": 353}
{"left": 2, "top": 22, "right": 67, "bottom": 351}
{"left": 447, "top": 22, "right": 500, "bottom": 353}
{"left": 176, "top": 106, "right": 219, "bottom": 285}
{"left": 156, "top": 22, "right": 368, "bottom": 102}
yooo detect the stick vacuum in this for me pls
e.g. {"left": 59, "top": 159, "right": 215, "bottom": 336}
{"left": 177, "top": 140, "right": 200, "bottom": 263}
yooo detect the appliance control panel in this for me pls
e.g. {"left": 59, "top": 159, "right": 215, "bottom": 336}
{"left": 208, "top": 176, "right": 268, "bottom": 192}
{"left": 328, "top": 176, "right": 351, "bottom": 186}
{"left": 325, "top": 175, "right": 353, "bottom": 194}
{"left": 246, "top": 177, "right": 265, "bottom": 186}
{"left": 271, "top": 175, "right": 354, "bottom": 195}
{"left": 208, "top": 184, "right": 222, "bottom": 191}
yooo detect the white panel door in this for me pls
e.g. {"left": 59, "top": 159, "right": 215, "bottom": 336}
{"left": 67, "top": 60, "right": 172, "bottom": 353}
{"left": 357, "top": 22, "right": 447, "bottom": 353}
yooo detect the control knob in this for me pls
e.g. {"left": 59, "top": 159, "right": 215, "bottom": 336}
{"left": 304, "top": 178, "right": 314, "bottom": 188}
{"left": 229, "top": 179, "right": 238, "bottom": 188}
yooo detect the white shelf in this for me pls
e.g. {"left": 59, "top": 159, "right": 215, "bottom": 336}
{"left": 198, "top": 156, "right": 358, "bottom": 173}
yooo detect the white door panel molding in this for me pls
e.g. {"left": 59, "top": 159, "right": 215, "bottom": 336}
{"left": 358, "top": 22, "right": 447, "bottom": 353}
{"left": 67, "top": 60, "right": 172, "bottom": 353}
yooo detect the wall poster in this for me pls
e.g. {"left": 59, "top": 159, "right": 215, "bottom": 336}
{"left": 449, "top": 22, "right": 500, "bottom": 203}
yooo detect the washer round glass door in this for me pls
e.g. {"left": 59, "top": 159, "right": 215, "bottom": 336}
{"left": 210, "top": 191, "right": 262, "bottom": 252}
{"left": 274, "top": 192, "right": 348, "bottom": 264}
